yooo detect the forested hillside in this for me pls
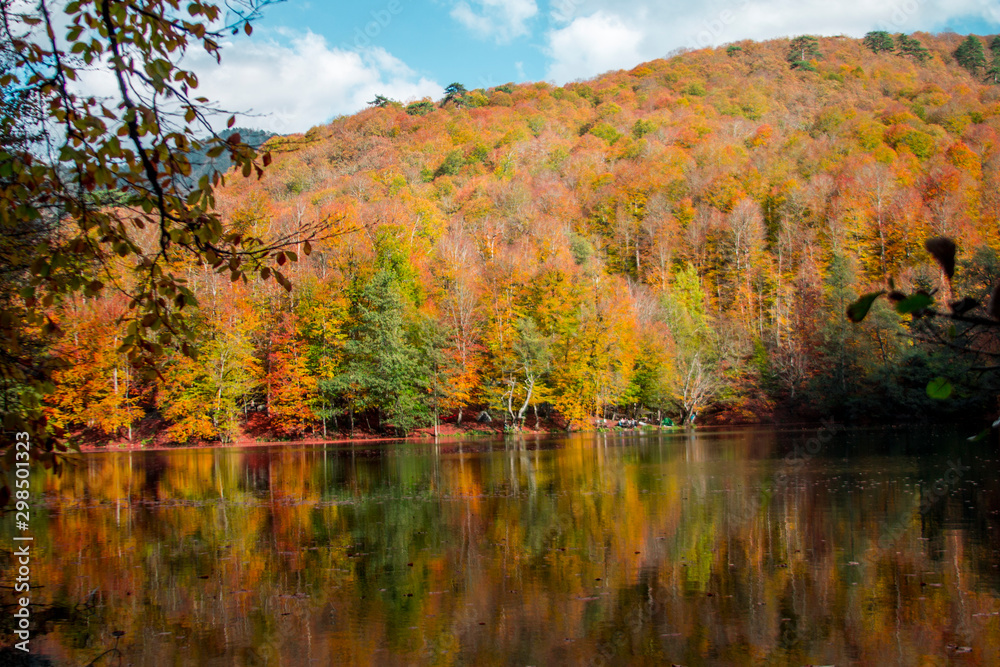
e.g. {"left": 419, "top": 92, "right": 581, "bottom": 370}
{"left": 48, "top": 32, "right": 1000, "bottom": 443}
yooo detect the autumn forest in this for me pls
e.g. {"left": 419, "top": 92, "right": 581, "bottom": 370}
{"left": 45, "top": 32, "right": 1000, "bottom": 445}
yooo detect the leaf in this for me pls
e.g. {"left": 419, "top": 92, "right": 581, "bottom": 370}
{"left": 895, "top": 292, "right": 933, "bottom": 315}
{"left": 227, "top": 115, "right": 236, "bottom": 128}
{"left": 925, "top": 237, "right": 956, "bottom": 280}
{"left": 926, "top": 377, "right": 953, "bottom": 400}
{"left": 846, "top": 291, "right": 883, "bottom": 322}
{"left": 244, "top": 21, "right": 252, "bottom": 36}
{"left": 967, "top": 428, "right": 990, "bottom": 443}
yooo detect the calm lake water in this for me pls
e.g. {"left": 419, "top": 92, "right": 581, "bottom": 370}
{"left": 2, "top": 426, "right": 1000, "bottom": 665}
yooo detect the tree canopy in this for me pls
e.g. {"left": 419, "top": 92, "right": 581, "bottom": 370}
{"left": 863, "top": 31, "right": 895, "bottom": 54}
{"left": 7, "top": 31, "right": 1000, "bottom": 471}
{"left": 955, "top": 35, "right": 987, "bottom": 74}
{"left": 0, "top": 0, "right": 339, "bottom": 496}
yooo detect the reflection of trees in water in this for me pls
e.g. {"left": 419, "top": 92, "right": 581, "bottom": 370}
{"left": 3, "top": 429, "right": 999, "bottom": 664}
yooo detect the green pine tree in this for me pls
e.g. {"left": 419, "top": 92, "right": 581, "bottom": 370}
{"left": 788, "top": 35, "right": 822, "bottom": 70}
{"left": 955, "top": 35, "right": 987, "bottom": 74}
{"left": 341, "top": 269, "right": 427, "bottom": 435}
{"left": 897, "top": 33, "right": 930, "bottom": 62}
{"left": 863, "top": 31, "right": 895, "bottom": 54}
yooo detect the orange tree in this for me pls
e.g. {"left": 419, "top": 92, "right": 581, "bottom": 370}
{"left": 0, "top": 0, "right": 340, "bottom": 501}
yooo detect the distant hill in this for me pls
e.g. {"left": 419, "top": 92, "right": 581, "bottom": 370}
{"left": 185, "top": 127, "right": 276, "bottom": 188}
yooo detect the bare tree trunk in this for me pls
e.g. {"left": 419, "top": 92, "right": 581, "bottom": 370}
{"left": 516, "top": 377, "right": 535, "bottom": 425}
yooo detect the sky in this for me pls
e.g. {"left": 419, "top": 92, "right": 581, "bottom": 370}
{"left": 189, "top": 0, "right": 1000, "bottom": 134}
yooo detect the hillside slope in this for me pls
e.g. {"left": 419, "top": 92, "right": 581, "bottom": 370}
{"left": 48, "top": 33, "right": 1000, "bottom": 442}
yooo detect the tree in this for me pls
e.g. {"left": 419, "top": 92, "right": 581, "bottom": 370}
{"left": 441, "top": 82, "right": 468, "bottom": 108}
{"left": 0, "top": 0, "right": 332, "bottom": 500}
{"left": 405, "top": 100, "right": 435, "bottom": 116}
{"left": 368, "top": 94, "right": 395, "bottom": 108}
{"left": 955, "top": 35, "right": 987, "bottom": 74}
{"left": 266, "top": 315, "right": 317, "bottom": 438}
{"left": 987, "top": 36, "right": 1000, "bottom": 83}
{"left": 510, "top": 317, "right": 551, "bottom": 427}
{"left": 863, "top": 31, "right": 895, "bottom": 54}
{"left": 340, "top": 269, "right": 425, "bottom": 434}
{"left": 847, "top": 237, "right": 1000, "bottom": 429}
{"left": 663, "top": 265, "right": 727, "bottom": 423}
{"left": 787, "top": 35, "right": 821, "bottom": 70}
{"left": 897, "top": 33, "right": 930, "bottom": 62}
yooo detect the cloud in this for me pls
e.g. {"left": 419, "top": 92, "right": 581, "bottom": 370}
{"left": 451, "top": 0, "right": 538, "bottom": 43}
{"left": 545, "top": 11, "right": 644, "bottom": 83}
{"left": 542, "top": 0, "right": 1000, "bottom": 84}
{"left": 183, "top": 31, "right": 441, "bottom": 133}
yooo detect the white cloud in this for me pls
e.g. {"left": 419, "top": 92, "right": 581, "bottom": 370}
{"left": 184, "top": 31, "right": 441, "bottom": 133}
{"left": 451, "top": 0, "right": 538, "bottom": 43}
{"left": 545, "top": 11, "right": 644, "bottom": 83}
{"left": 542, "top": 0, "right": 1000, "bottom": 84}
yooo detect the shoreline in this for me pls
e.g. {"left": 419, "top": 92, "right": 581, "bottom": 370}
{"left": 71, "top": 419, "right": 863, "bottom": 454}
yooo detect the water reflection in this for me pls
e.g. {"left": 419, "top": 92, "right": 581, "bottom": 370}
{"left": 2, "top": 427, "right": 999, "bottom": 665}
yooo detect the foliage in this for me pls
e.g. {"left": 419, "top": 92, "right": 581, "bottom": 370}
{"left": 340, "top": 269, "right": 426, "bottom": 434}
{"left": 0, "top": 0, "right": 352, "bottom": 499}
{"left": 955, "top": 35, "right": 987, "bottom": 74}
{"left": 897, "top": 33, "right": 931, "bottom": 62}
{"left": 863, "top": 31, "right": 895, "bottom": 54}
{"left": 987, "top": 37, "right": 1000, "bottom": 83}
{"left": 847, "top": 237, "right": 1000, "bottom": 407}
{"left": 441, "top": 82, "right": 468, "bottom": 108}
{"left": 787, "top": 35, "right": 821, "bottom": 70}
{"left": 405, "top": 100, "right": 436, "bottom": 116}
{"left": 368, "top": 95, "right": 396, "bottom": 108}
{"left": 26, "top": 32, "right": 1000, "bottom": 448}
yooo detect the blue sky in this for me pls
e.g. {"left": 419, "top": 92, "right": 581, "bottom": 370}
{"left": 190, "top": 0, "right": 1000, "bottom": 133}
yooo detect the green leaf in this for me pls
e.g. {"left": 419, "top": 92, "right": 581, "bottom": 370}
{"left": 846, "top": 291, "right": 883, "bottom": 322}
{"left": 926, "top": 377, "right": 953, "bottom": 400}
{"left": 895, "top": 292, "right": 933, "bottom": 315}
{"left": 967, "top": 428, "right": 990, "bottom": 443}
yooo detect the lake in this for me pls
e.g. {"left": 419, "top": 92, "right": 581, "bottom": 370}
{"left": 2, "top": 426, "right": 999, "bottom": 665}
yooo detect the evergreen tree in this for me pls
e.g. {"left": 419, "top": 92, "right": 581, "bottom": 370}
{"left": 341, "top": 270, "right": 426, "bottom": 434}
{"left": 404, "top": 100, "right": 435, "bottom": 116}
{"left": 988, "top": 36, "right": 1000, "bottom": 83}
{"left": 441, "top": 82, "right": 468, "bottom": 108}
{"left": 955, "top": 35, "right": 987, "bottom": 74}
{"left": 897, "top": 33, "right": 931, "bottom": 62}
{"left": 788, "top": 35, "right": 822, "bottom": 70}
{"left": 863, "top": 31, "right": 895, "bottom": 54}
{"left": 368, "top": 94, "right": 394, "bottom": 108}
